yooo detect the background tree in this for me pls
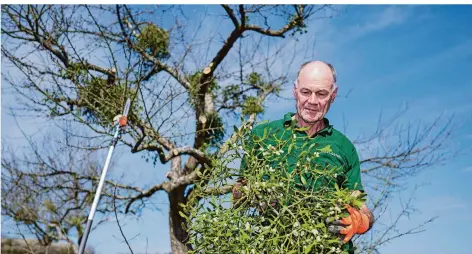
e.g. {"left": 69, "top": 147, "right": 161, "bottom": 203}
{"left": 1, "top": 125, "right": 137, "bottom": 253}
{"left": 1, "top": 4, "right": 455, "bottom": 253}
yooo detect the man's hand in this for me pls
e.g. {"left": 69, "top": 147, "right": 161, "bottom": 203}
{"left": 257, "top": 199, "right": 278, "bottom": 213}
{"left": 232, "top": 182, "right": 243, "bottom": 200}
{"left": 232, "top": 179, "right": 247, "bottom": 204}
{"left": 327, "top": 204, "right": 373, "bottom": 243}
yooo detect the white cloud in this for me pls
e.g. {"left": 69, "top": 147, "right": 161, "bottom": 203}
{"left": 372, "top": 37, "right": 472, "bottom": 85}
{"left": 311, "top": 5, "right": 414, "bottom": 57}
{"left": 419, "top": 195, "right": 468, "bottom": 212}
{"left": 344, "top": 6, "right": 412, "bottom": 41}
{"left": 463, "top": 166, "right": 472, "bottom": 173}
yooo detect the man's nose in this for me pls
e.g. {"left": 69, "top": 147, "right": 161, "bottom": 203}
{"left": 307, "top": 93, "right": 319, "bottom": 105}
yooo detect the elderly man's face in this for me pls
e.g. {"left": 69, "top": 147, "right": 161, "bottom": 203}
{"left": 293, "top": 64, "right": 337, "bottom": 124}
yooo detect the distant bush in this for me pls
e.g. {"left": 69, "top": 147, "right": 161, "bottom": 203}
{"left": 1, "top": 238, "right": 94, "bottom": 254}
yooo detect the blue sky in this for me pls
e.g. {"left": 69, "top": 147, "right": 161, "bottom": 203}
{"left": 2, "top": 4, "right": 472, "bottom": 254}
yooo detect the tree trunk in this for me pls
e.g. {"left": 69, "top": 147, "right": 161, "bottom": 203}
{"left": 169, "top": 185, "right": 189, "bottom": 254}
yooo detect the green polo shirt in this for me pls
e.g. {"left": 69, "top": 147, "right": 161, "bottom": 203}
{"left": 242, "top": 112, "right": 363, "bottom": 192}
{"left": 240, "top": 112, "right": 364, "bottom": 253}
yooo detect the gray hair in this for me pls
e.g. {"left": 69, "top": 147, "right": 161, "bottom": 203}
{"left": 294, "top": 60, "right": 338, "bottom": 91}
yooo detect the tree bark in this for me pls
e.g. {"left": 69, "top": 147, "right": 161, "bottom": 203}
{"left": 168, "top": 155, "right": 189, "bottom": 254}
{"left": 169, "top": 185, "right": 189, "bottom": 254}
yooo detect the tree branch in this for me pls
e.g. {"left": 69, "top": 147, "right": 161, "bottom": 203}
{"left": 244, "top": 5, "right": 308, "bottom": 38}
{"left": 116, "top": 4, "right": 191, "bottom": 90}
{"left": 125, "top": 182, "right": 168, "bottom": 213}
{"left": 221, "top": 5, "right": 240, "bottom": 28}
{"left": 133, "top": 144, "right": 210, "bottom": 166}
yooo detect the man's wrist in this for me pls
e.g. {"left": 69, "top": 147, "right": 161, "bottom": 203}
{"left": 360, "top": 207, "right": 374, "bottom": 230}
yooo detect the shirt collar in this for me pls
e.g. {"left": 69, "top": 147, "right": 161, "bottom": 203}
{"left": 283, "top": 112, "right": 333, "bottom": 136}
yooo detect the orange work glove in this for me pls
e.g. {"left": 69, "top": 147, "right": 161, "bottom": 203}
{"left": 327, "top": 204, "right": 370, "bottom": 243}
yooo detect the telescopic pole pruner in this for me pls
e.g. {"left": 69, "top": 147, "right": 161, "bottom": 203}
{"left": 77, "top": 98, "right": 131, "bottom": 254}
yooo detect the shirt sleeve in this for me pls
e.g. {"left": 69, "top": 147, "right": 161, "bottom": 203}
{"left": 344, "top": 145, "right": 364, "bottom": 191}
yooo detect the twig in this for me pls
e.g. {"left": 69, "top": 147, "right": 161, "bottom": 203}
{"left": 113, "top": 175, "right": 135, "bottom": 254}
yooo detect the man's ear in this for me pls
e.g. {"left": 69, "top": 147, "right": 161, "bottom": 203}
{"left": 293, "top": 84, "right": 298, "bottom": 100}
{"left": 330, "top": 85, "right": 338, "bottom": 103}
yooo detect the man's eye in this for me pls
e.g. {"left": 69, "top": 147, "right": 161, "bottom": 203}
{"left": 301, "top": 91, "right": 310, "bottom": 95}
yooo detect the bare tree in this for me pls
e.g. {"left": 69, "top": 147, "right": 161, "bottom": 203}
{"left": 351, "top": 107, "right": 455, "bottom": 253}
{"left": 2, "top": 4, "right": 332, "bottom": 252}
{"left": 1, "top": 4, "right": 455, "bottom": 253}
{"left": 1, "top": 124, "right": 140, "bottom": 253}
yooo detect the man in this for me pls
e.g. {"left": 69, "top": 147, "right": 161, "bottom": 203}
{"left": 233, "top": 60, "right": 374, "bottom": 253}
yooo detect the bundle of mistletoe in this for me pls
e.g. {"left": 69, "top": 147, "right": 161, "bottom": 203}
{"left": 183, "top": 124, "right": 365, "bottom": 254}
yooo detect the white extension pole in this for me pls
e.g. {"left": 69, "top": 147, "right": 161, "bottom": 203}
{"left": 78, "top": 98, "right": 131, "bottom": 254}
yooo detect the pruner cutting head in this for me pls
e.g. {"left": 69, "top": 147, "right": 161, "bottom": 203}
{"left": 112, "top": 114, "right": 128, "bottom": 127}
{"left": 118, "top": 115, "right": 128, "bottom": 127}
{"left": 113, "top": 98, "right": 131, "bottom": 128}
